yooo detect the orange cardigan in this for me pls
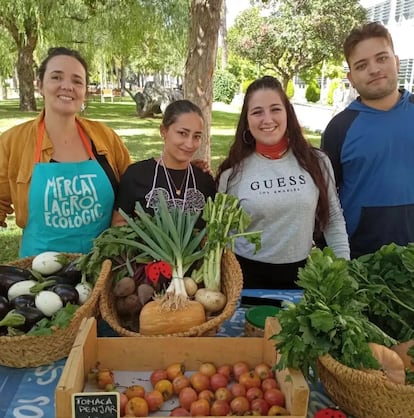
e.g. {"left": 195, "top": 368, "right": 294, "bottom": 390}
{"left": 0, "top": 110, "right": 131, "bottom": 228}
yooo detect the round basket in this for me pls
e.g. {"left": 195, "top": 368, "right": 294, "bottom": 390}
{"left": 99, "top": 249, "right": 243, "bottom": 337}
{"left": 317, "top": 354, "right": 414, "bottom": 418}
{"left": 0, "top": 255, "right": 111, "bottom": 368}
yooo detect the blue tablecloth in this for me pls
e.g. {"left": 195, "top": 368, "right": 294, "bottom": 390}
{"left": 0, "top": 289, "right": 345, "bottom": 418}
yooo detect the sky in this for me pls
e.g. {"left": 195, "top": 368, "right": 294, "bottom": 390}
{"left": 226, "top": 0, "right": 251, "bottom": 27}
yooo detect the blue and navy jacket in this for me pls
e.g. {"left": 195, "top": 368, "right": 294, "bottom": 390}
{"left": 321, "top": 89, "right": 414, "bottom": 258}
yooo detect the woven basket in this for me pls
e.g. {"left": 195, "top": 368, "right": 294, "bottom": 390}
{"left": 0, "top": 255, "right": 111, "bottom": 368}
{"left": 99, "top": 249, "right": 243, "bottom": 337}
{"left": 318, "top": 354, "right": 414, "bottom": 418}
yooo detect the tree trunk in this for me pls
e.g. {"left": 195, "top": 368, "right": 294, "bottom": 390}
{"left": 13, "top": 31, "right": 37, "bottom": 111}
{"left": 220, "top": 1, "right": 227, "bottom": 70}
{"left": 184, "top": 0, "right": 224, "bottom": 163}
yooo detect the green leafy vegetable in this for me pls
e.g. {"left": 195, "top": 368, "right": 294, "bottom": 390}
{"left": 192, "top": 193, "right": 262, "bottom": 291}
{"left": 274, "top": 247, "right": 397, "bottom": 383}
{"left": 27, "top": 303, "right": 79, "bottom": 335}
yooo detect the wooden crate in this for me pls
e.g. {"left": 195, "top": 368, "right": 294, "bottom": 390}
{"left": 55, "top": 317, "right": 309, "bottom": 418}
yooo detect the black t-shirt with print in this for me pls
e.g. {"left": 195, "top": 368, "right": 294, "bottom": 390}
{"left": 114, "top": 158, "right": 216, "bottom": 228}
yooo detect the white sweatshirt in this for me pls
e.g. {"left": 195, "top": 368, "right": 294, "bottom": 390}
{"left": 218, "top": 150, "right": 350, "bottom": 263}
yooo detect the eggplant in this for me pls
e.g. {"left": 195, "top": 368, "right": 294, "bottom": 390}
{"left": 57, "top": 259, "right": 82, "bottom": 284}
{"left": 44, "top": 274, "right": 80, "bottom": 287}
{"left": 0, "top": 265, "right": 37, "bottom": 297}
{"left": 14, "top": 306, "right": 45, "bottom": 333}
{"left": 11, "top": 294, "right": 36, "bottom": 309}
{"left": 49, "top": 284, "right": 79, "bottom": 306}
{"left": 0, "top": 295, "right": 11, "bottom": 320}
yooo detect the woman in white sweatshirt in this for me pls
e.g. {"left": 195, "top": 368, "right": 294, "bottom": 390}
{"left": 216, "top": 76, "right": 349, "bottom": 289}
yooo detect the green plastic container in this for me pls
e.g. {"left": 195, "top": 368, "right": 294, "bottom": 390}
{"left": 244, "top": 305, "right": 281, "bottom": 336}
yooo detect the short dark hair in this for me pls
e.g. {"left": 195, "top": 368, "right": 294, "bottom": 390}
{"left": 162, "top": 99, "right": 204, "bottom": 128}
{"left": 344, "top": 22, "right": 394, "bottom": 64}
{"left": 38, "top": 47, "right": 89, "bottom": 86}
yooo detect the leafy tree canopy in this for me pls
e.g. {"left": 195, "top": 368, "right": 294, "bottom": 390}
{"left": 229, "top": 0, "right": 366, "bottom": 87}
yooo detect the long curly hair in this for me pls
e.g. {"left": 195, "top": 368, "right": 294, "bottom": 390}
{"left": 216, "top": 75, "right": 330, "bottom": 230}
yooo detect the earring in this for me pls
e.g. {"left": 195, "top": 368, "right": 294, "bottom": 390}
{"left": 242, "top": 130, "right": 254, "bottom": 145}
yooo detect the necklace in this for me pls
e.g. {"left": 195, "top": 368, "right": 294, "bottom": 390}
{"left": 164, "top": 167, "right": 188, "bottom": 196}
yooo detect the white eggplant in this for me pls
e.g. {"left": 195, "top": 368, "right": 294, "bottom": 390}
{"left": 35, "top": 290, "right": 63, "bottom": 316}
{"left": 75, "top": 282, "right": 92, "bottom": 305}
{"left": 8, "top": 279, "right": 38, "bottom": 300}
{"left": 32, "top": 251, "right": 64, "bottom": 275}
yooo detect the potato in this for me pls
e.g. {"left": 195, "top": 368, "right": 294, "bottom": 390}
{"left": 113, "top": 277, "right": 136, "bottom": 297}
{"left": 195, "top": 288, "right": 227, "bottom": 313}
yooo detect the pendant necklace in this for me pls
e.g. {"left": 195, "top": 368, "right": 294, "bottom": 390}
{"left": 164, "top": 165, "right": 188, "bottom": 196}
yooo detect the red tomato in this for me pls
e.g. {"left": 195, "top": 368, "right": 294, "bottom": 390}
{"left": 314, "top": 407, "right": 347, "bottom": 418}
{"left": 230, "top": 396, "right": 250, "bottom": 415}
{"left": 178, "top": 387, "right": 198, "bottom": 410}
{"left": 239, "top": 371, "right": 262, "bottom": 389}
{"left": 190, "top": 398, "right": 211, "bottom": 416}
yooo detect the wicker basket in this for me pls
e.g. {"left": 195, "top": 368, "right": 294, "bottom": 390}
{"left": 0, "top": 255, "right": 111, "bottom": 368}
{"left": 99, "top": 249, "right": 243, "bottom": 337}
{"left": 318, "top": 353, "right": 414, "bottom": 418}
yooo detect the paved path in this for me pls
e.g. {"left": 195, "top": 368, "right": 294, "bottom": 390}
{"left": 293, "top": 102, "right": 335, "bottom": 133}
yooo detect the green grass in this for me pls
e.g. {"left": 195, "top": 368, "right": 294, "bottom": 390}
{"left": 0, "top": 98, "right": 319, "bottom": 263}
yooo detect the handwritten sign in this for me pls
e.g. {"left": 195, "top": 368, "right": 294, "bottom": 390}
{"left": 72, "top": 392, "right": 119, "bottom": 418}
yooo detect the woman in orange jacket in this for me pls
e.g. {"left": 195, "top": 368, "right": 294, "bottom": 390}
{"left": 0, "top": 47, "right": 131, "bottom": 257}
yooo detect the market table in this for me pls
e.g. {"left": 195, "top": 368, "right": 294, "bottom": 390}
{"left": 0, "top": 289, "right": 346, "bottom": 418}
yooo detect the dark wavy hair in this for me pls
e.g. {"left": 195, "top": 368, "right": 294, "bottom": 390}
{"left": 38, "top": 46, "right": 89, "bottom": 86}
{"left": 216, "top": 75, "right": 331, "bottom": 230}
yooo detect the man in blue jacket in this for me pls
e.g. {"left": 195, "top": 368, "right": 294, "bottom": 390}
{"left": 321, "top": 22, "right": 414, "bottom": 258}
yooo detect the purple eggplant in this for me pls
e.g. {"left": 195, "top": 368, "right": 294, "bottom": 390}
{"left": 49, "top": 284, "right": 79, "bottom": 305}
{"left": 0, "top": 265, "right": 37, "bottom": 297}
{"left": 11, "top": 294, "right": 36, "bottom": 309}
{"left": 0, "top": 295, "right": 11, "bottom": 320}
{"left": 56, "top": 259, "right": 82, "bottom": 284}
{"left": 14, "top": 306, "right": 45, "bottom": 333}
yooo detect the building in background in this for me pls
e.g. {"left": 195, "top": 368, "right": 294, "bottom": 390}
{"left": 361, "top": 0, "right": 414, "bottom": 92}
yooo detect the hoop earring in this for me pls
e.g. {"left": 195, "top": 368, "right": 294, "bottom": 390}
{"left": 242, "top": 130, "right": 254, "bottom": 145}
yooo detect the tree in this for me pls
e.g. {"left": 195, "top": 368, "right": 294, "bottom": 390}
{"left": 0, "top": 0, "right": 114, "bottom": 111}
{"left": 229, "top": 0, "right": 366, "bottom": 88}
{"left": 184, "top": 0, "right": 224, "bottom": 163}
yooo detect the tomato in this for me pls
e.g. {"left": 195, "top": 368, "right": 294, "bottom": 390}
{"left": 261, "top": 377, "right": 279, "bottom": 391}
{"left": 268, "top": 405, "right": 290, "bottom": 416}
{"left": 314, "top": 407, "right": 346, "bottom": 418}
{"left": 211, "top": 399, "right": 231, "bottom": 416}
{"left": 232, "top": 360, "right": 250, "bottom": 381}
{"left": 239, "top": 371, "right": 262, "bottom": 389}
{"left": 230, "top": 382, "right": 246, "bottom": 397}
{"left": 125, "top": 396, "right": 149, "bottom": 417}
{"left": 251, "top": 398, "right": 270, "bottom": 415}
{"left": 230, "top": 396, "right": 250, "bottom": 414}
{"left": 170, "top": 407, "right": 191, "bottom": 417}
{"left": 96, "top": 368, "right": 114, "bottom": 389}
{"left": 154, "top": 379, "right": 174, "bottom": 401}
{"left": 190, "top": 371, "right": 210, "bottom": 393}
{"left": 166, "top": 362, "right": 185, "bottom": 381}
{"left": 198, "top": 361, "right": 217, "bottom": 378}
{"left": 246, "top": 386, "right": 263, "bottom": 402}
{"left": 217, "top": 363, "right": 232, "bottom": 379}
{"left": 210, "top": 372, "right": 229, "bottom": 391}
{"left": 214, "top": 386, "right": 233, "bottom": 402}
{"left": 179, "top": 387, "right": 198, "bottom": 410}
{"left": 263, "top": 388, "right": 285, "bottom": 407}
{"left": 254, "top": 362, "right": 273, "bottom": 380}
{"left": 124, "top": 385, "right": 145, "bottom": 400}
{"left": 172, "top": 374, "right": 190, "bottom": 394}
{"left": 119, "top": 393, "right": 128, "bottom": 417}
{"left": 145, "top": 390, "right": 164, "bottom": 412}
{"left": 190, "top": 398, "right": 211, "bottom": 416}
{"left": 198, "top": 389, "right": 215, "bottom": 403}
{"left": 150, "top": 369, "right": 168, "bottom": 387}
